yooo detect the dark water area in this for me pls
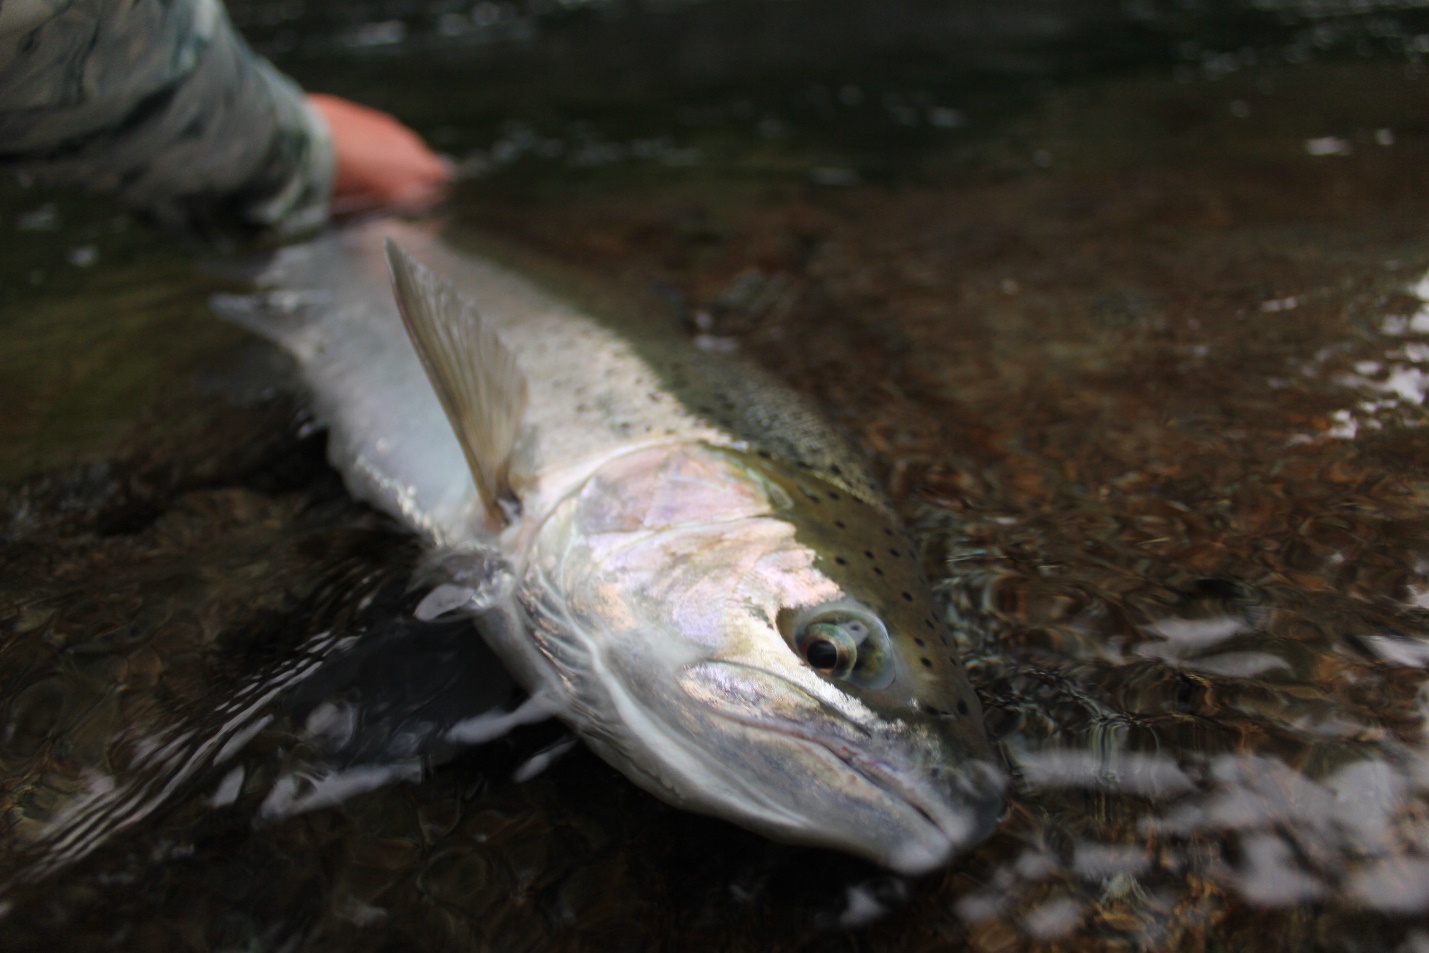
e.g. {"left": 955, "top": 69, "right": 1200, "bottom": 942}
{"left": 5, "top": 1, "right": 1429, "bottom": 950}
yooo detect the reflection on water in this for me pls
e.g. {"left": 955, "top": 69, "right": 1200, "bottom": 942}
{"left": 5, "top": 1, "right": 1429, "bottom": 950}
{"left": 5, "top": 627, "right": 357, "bottom": 889}
{"left": 1319, "top": 273, "right": 1429, "bottom": 439}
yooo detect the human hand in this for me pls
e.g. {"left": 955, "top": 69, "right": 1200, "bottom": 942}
{"left": 307, "top": 94, "right": 453, "bottom": 215}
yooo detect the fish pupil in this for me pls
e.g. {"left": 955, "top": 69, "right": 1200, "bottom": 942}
{"left": 805, "top": 638, "right": 841, "bottom": 671}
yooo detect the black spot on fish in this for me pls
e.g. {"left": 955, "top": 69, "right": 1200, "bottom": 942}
{"left": 914, "top": 638, "right": 926, "bottom": 648}
{"left": 873, "top": 568, "right": 883, "bottom": 577}
{"left": 901, "top": 591, "right": 913, "bottom": 602}
{"left": 924, "top": 619, "right": 934, "bottom": 631}
{"left": 830, "top": 464, "right": 843, "bottom": 475}
{"left": 834, "top": 520, "right": 846, "bottom": 529}
{"left": 920, "top": 657, "right": 932, "bottom": 668}
{"left": 863, "top": 550, "right": 874, "bottom": 559}
{"left": 835, "top": 556, "right": 848, "bottom": 566}
{"left": 957, "top": 699, "right": 970, "bottom": 716}
{"left": 828, "top": 491, "right": 841, "bottom": 501}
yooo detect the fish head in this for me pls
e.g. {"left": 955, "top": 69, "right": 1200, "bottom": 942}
{"left": 539, "top": 444, "right": 1004, "bottom": 874}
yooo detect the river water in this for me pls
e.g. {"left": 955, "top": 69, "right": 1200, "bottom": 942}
{"left": 3, "top": 2, "right": 1429, "bottom": 950}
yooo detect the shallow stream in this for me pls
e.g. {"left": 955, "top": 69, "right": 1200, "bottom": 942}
{"left": 4, "top": 2, "right": 1429, "bottom": 950}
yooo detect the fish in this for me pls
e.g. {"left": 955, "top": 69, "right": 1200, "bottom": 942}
{"left": 215, "top": 219, "right": 1004, "bottom": 874}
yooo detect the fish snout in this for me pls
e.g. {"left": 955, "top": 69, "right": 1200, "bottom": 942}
{"left": 918, "top": 708, "right": 1007, "bottom": 837}
{"left": 834, "top": 711, "right": 1005, "bottom": 872}
{"left": 899, "top": 743, "right": 1006, "bottom": 862}
{"left": 676, "top": 661, "right": 1005, "bottom": 872}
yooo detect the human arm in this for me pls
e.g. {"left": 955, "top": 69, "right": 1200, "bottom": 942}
{"left": 0, "top": 0, "right": 449, "bottom": 242}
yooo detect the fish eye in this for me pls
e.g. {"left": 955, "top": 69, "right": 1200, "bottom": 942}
{"left": 789, "top": 603, "right": 895, "bottom": 690}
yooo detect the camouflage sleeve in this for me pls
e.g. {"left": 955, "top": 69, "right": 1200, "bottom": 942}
{"left": 0, "top": 0, "right": 334, "bottom": 242}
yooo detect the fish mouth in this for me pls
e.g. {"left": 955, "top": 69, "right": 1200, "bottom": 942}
{"left": 677, "top": 661, "right": 1004, "bottom": 873}
{"left": 834, "top": 736, "right": 1004, "bottom": 861}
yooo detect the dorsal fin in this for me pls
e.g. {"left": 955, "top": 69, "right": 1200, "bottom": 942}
{"left": 384, "top": 239, "right": 528, "bottom": 528}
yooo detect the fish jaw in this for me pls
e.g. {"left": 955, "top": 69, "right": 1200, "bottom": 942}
{"left": 673, "top": 659, "right": 1004, "bottom": 873}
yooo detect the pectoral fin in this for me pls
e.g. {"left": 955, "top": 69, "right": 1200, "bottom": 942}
{"left": 384, "top": 240, "right": 529, "bottom": 527}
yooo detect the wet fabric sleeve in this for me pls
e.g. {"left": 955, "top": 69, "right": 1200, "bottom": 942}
{"left": 0, "top": 0, "right": 334, "bottom": 241}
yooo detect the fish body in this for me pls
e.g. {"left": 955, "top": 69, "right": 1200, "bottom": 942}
{"left": 218, "top": 220, "right": 1003, "bottom": 873}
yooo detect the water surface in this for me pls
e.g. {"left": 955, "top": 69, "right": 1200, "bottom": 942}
{"left": 4, "top": 2, "right": 1429, "bottom": 950}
